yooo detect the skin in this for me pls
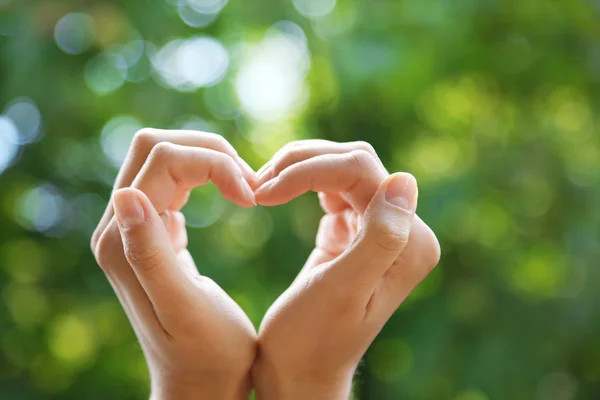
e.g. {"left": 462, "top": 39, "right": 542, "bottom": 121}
{"left": 91, "top": 129, "right": 258, "bottom": 400}
{"left": 251, "top": 141, "right": 441, "bottom": 399}
{"left": 91, "top": 134, "right": 441, "bottom": 400}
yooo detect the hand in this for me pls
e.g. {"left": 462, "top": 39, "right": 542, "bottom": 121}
{"left": 91, "top": 129, "right": 258, "bottom": 400}
{"left": 251, "top": 140, "right": 441, "bottom": 399}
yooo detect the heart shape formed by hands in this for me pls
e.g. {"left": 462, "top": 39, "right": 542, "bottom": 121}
{"left": 90, "top": 129, "right": 440, "bottom": 400}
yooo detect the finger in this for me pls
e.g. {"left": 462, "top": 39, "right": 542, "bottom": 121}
{"left": 132, "top": 142, "right": 256, "bottom": 215}
{"left": 315, "top": 210, "right": 355, "bottom": 256}
{"left": 256, "top": 140, "right": 384, "bottom": 186}
{"left": 160, "top": 210, "right": 188, "bottom": 253}
{"left": 298, "top": 210, "right": 357, "bottom": 280}
{"left": 169, "top": 190, "right": 191, "bottom": 212}
{"left": 255, "top": 150, "right": 386, "bottom": 214}
{"left": 371, "top": 219, "right": 440, "bottom": 320}
{"left": 92, "top": 129, "right": 254, "bottom": 253}
{"left": 326, "top": 173, "right": 418, "bottom": 291}
{"left": 93, "top": 220, "right": 169, "bottom": 341}
{"left": 120, "top": 129, "right": 255, "bottom": 194}
{"left": 112, "top": 188, "right": 200, "bottom": 321}
{"left": 256, "top": 140, "right": 306, "bottom": 177}
{"left": 318, "top": 192, "right": 349, "bottom": 214}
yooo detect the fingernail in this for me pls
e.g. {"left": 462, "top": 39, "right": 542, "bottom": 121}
{"left": 113, "top": 190, "right": 146, "bottom": 228}
{"left": 385, "top": 173, "right": 417, "bottom": 212}
{"left": 255, "top": 177, "right": 278, "bottom": 196}
{"left": 241, "top": 179, "right": 257, "bottom": 206}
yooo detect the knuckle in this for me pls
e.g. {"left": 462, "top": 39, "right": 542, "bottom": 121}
{"left": 349, "top": 149, "right": 377, "bottom": 169}
{"left": 123, "top": 242, "right": 164, "bottom": 272}
{"left": 215, "top": 150, "right": 239, "bottom": 171}
{"left": 354, "top": 141, "right": 377, "bottom": 157}
{"left": 148, "top": 141, "right": 176, "bottom": 163}
{"left": 279, "top": 140, "right": 305, "bottom": 156}
{"left": 371, "top": 222, "right": 409, "bottom": 253}
{"left": 278, "top": 142, "right": 296, "bottom": 153}
{"left": 274, "top": 147, "right": 302, "bottom": 171}
{"left": 269, "top": 142, "right": 299, "bottom": 165}
{"left": 132, "top": 128, "right": 158, "bottom": 151}
{"left": 424, "top": 231, "right": 441, "bottom": 271}
{"left": 212, "top": 153, "right": 242, "bottom": 191}
{"left": 206, "top": 132, "right": 234, "bottom": 155}
{"left": 93, "top": 228, "right": 120, "bottom": 273}
{"left": 214, "top": 134, "right": 232, "bottom": 150}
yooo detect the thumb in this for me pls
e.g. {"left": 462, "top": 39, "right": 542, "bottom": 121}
{"left": 113, "top": 187, "right": 188, "bottom": 308}
{"left": 331, "top": 173, "right": 418, "bottom": 288}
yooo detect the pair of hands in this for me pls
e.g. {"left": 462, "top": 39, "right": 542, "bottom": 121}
{"left": 90, "top": 130, "right": 441, "bottom": 400}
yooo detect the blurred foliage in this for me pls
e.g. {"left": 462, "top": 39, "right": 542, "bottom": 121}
{"left": 1, "top": 0, "right": 600, "bottom": 399}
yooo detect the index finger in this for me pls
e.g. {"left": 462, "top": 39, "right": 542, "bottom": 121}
{"left": 255, "top": 150, "right": 387, "bottom": 214}
{"left": 92, "top": 129, "right": 255, "bottom": 252}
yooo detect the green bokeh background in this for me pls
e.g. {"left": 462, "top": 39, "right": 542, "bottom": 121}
{"left": 1, "top": 0, "right": 600, "bottom": 399}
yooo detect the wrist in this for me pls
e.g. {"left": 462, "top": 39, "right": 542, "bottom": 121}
{"left": 253, "top": 380, "right": 352, "bottom": 400}
{"left": 150, "top": 374, "right": 252, "bottom": 400}
{"left": 252, "top": 360, "right": 353, "bottom": 400}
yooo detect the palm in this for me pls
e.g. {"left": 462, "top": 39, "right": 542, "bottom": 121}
{"left": 170, "top": 230, "right": 255, "bottom": 343}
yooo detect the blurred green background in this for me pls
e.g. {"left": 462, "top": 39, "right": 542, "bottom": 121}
{"left": 1, "top": 0, "right": 600, "bottom": 399}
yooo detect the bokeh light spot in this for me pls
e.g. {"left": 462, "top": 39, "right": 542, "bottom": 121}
{"left": 0, "top": 115, "right": 20, "bottom": 175}
{"left": 177, "top": 116, "right": 219, "bottom": 133}
{"left": 17, "top": 184, "right": 66, "bottom": 234}
{"left": 228, "top": 207, "right": 273, "bottom": 250}
{"left": 236, "top": 24, "right": 310, "bottom": 121}
{"left": 152, "top": 37, "right": 229, "bottom": 91}
{"left": 293, "top": 0, "right": 337, "bottom": 19}
{"left": 100, "top": 115, "right": 143, "bottom": 167}
{"left": 179, "top": 37, "right": 229, "bottom": 87}
{"left": 407, "top": 135, "right": 472, "bottom": 182}
{"left": 48, "top": 314, "right": 97, "bottom": 367}
{"left": 3, "top": 97, "right": 43, "bottom": 144}
{"left": 54, "top": 13, "right": 96, "bottom": 55}
{"left": 548, "top": 87, "right": 592, "bottom": 139}
{"left": 312, "top": 0, "right": 358, "bottom": 38}
{"left": 187, "top": 0, "right": 228, "bottom": 14}
{"left": 178, "top": 3, "right": 218, "bottom": 28}
{"left": 509, "top": 246, "right": 569, "bottom": 300}
{"left": 113, "top": 40, "right": 145, "bottom": 69}
{"left": 84, "top": 52, "right": 127, "bottom": 95}
{"left": 211, "top": 206, "right": 274, "bottom": 263}
{"left": 418, "top": 77, "right": 495, "bottom": 131}
{"left": 181, "top": 184, "right": 226, "bottom": 228}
